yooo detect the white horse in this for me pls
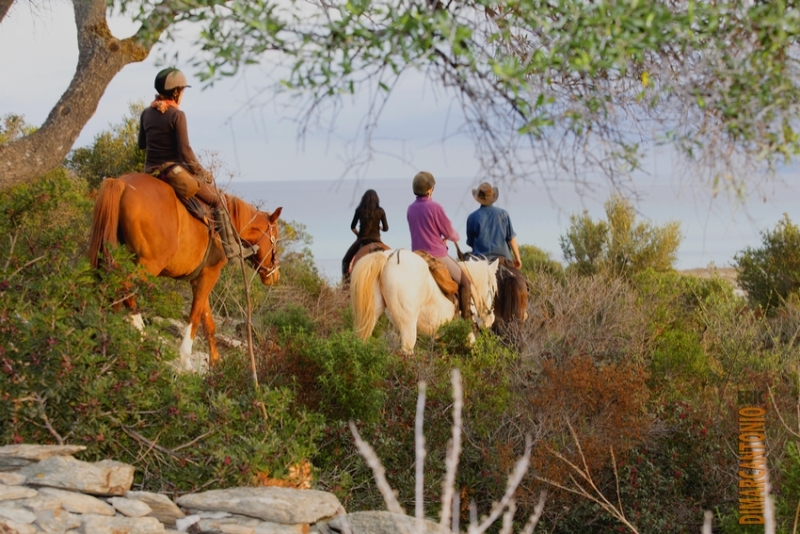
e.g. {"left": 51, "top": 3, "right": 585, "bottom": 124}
{"left": 350, "top": 249, "right": 499, "bottom": 353}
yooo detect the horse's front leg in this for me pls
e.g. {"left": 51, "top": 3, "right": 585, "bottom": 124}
{"left": 181, "top": 269, "right": 222, "bottom": 371}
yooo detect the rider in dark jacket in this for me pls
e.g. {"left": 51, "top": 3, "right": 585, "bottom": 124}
{"left": 342, "top": 189, "right": 388, "bottom": 280}
{"left": 138, "top": 67, "right": 255, "bottom": 260}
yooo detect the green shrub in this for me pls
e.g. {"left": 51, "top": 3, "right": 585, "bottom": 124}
{"left": 275, "top": 331, "right": 394, "bottom": 423}
{"left": 519, "top": 244, "right": 564, "bottom": 281}
{"left": 735, "top": 214, "right": 800, "bottom": 313}
{"left": 561, "top": 195, "right": 682, "bottom": 277}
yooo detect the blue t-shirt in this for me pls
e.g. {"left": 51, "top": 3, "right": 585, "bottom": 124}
{"left": 466, "top": 205, "right": 516, "bottom": 260}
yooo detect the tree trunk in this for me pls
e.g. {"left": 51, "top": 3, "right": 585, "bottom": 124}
{"left": 0, "top": 0, "right": 167, "bottom": 190}
{"left": 0, "top": 0, "right": 14, "bottom": 24}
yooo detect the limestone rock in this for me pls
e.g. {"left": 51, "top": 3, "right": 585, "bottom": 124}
{"left": 34, "top": 508, "right": 82, "bottom": 532}
{"left": 109, "top": 497, "right": 153, "bottom": 517}
{"left": 79, "top": 513, "right": 166, "bottom": 533}
{"left": 0, "top": 474, "right": 26, "bottom": 486}
{"left": 0, "top": 484, "right": 37, "bottom": 502}
{"left": 19, "top": 456, "right": 134, "bottom": 496}
{"left": 0, "top": 520, "right": 37, "bottom": 534}
{"left": 37, "top": 487, "right": 116, "bottom": 516}
{"left": 126, "top": 491, "right": 184, "bottom": 527}
{"left": 323, "top": 512, "right": 450, "bottom": 534}
{"left": 0, "top": 445, "right": 86, "bottom": 471}
{"left": 176, "top": 487, "right": 343, "bottom": 525}
{"left": 0, "top": 502, "right": 36, "bottom": 524}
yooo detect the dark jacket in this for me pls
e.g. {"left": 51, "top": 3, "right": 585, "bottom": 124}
{"left": 351, "top": 207, "right": 388, "bottom": 240}
{"left": 138, "top": 106, "right": 204, "bottom": 175}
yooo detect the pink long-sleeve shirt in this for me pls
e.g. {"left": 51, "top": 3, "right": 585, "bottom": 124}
{"left": 407, "top": 196, "right": 460, "bottom": 257}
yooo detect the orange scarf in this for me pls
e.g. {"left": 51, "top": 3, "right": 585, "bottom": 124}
{"left": 151, "top": 97, "right": 179, "bottom": 114}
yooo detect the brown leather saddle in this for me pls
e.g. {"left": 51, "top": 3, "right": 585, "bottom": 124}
{"left": 414, "top": 250, "right": 458, "bottom": 295}
{"left": 152, "top": 163, "right": 212, "bottom": 226}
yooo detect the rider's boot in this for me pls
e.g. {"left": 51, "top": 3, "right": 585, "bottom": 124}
{"left": 214, "top": 207, "right": 257, "bottom": 260}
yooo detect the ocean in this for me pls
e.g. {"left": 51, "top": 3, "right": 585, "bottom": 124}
{"left": 227, "top": 177, "right": 800, "bottom": 284}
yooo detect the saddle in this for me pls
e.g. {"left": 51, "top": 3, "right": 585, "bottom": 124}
{"left": 152, "top": 163, "right": 212, "bottom": 226}
{"left": 414, "top": 250, "right": 458, "bottom": 296}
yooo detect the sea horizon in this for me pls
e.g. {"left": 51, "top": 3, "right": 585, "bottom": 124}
{"left": 226, "top": 176, "right": 800, "bottom": 284}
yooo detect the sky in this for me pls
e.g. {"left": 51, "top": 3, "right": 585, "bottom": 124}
{"left": 2, "top": 0, "right": 799, "bottom": 273}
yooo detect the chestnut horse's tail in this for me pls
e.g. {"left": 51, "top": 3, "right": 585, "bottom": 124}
{"left": 88, "top": 178, "right": 126, "bottom": 268}
{"left": 350, "top": 250, "right": 389, "bottom": 340}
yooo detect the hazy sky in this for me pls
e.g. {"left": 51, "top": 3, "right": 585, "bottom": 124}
{"left": 2, "top": 1, "right": 799, "bottom": 271}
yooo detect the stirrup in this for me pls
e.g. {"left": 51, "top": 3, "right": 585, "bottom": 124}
{"left": 239, "top": 244, "right": 259, "bottom": 260}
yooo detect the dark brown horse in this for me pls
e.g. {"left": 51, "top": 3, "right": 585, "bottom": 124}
{"left": 492, "top": 264, "right": 529, "bottom": 338}
{"left": 88, "top": 173, "right": 282, "bottom": 370}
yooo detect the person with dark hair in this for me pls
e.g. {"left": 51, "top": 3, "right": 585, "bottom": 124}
{"left": 466, "top": 182, "right": 522, "bottom": 269}
{"left": 406, "top": 171, "right": 472, "bottom": 321}
{"left": 341, "top": 189, "right": 389, "bottom": 280}
{"left": 138, "top": 67, "right": 255, "bottom": 260}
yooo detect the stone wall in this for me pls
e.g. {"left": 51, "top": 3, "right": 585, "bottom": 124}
{"left": 0, "top": 445, "right": 447, "bottom": 534}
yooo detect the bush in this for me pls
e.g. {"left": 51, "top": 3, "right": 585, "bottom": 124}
{"left": 560, "top": 195, "right": 682, "bottom": 277}
{"left": 735, "top": 214, "right": 800, "bottom": 313}
{"left": 519, "top": 244, "right": 564, "bottom": 281}
{"left": 267, "top": 331, "right": 394, "bottom": 423}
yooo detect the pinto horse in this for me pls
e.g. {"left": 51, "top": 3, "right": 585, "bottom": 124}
{"left": 88, "top": 173, "right": 282, "bottom": 370}
{"left": 350, "top": 249, "right": 499, "bottom": 353}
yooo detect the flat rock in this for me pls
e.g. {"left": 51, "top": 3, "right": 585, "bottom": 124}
{"left": 109, "top": 497, "right": 152, "bottom": 517}
{"left": 176, "top": 487, "right": 343, "bottom": 525}
{"left": 19, "top": 456, "right": 134, "bottom": 496}
{"left": 38, "top": 487, "right": 116, "bottom": 516}
{"left": 126, "top": 491, "right": 184, "bottom": 526}
{"left": 0, "top": 473, "right": 26, "bottom": 486}
{"left": 0, "top": 520, "right": 37, "bottom": 534}
{"left": 324, "top": 512, "right": 450, "bottom": 534}
{"left": 34, "top": 508, "right": 82, "bottom": 532}
{"left": 79, "top": 514, "right": 166, "bottom": 533}
{"left": 0, "top": 484, "right": 37, "bottom": 502}
{"left": 0, "top": 502, "right": 36, "bottom": 524}
{"left": 0, "top": 445, "right": 86, "bottom": 471}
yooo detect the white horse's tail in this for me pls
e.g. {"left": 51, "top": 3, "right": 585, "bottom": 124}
{"left": 351, "top": 251, "right": 389, "bottom": 340}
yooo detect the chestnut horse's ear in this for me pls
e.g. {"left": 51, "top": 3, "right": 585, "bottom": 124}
{"left": 270, "top": 207, "right": 283, "bottom": 223}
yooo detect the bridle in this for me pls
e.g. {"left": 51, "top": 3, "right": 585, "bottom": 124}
{"left": 242, "top": 213, "right": 279, "bottom": 279}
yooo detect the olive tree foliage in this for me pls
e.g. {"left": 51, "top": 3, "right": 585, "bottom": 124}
{"left": 560, "top": 195, "right": 682, "bottom": 276}
{"left": 126, "top": 0, "right": 800, "bottom": 189}
{"left": 734, "top": 214, "right": 800, "bottom": 312}
{"left": 3, "top": 0, "right": 800, "bottom": 191}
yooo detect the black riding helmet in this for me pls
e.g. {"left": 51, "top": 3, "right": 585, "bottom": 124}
{"left": 154, "top": 68, "right": 191, "bottom": 97}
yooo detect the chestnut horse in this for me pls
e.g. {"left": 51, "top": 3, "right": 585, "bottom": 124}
{"left": 88, "top": 173, "right": 282, "bottom": 370}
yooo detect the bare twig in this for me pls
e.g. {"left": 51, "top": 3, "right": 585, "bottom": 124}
{"left": 349, "top": 421, "right": 405, "bottom": 515}
{"left": 519, "top": 491, "right": 547, "bottom": 534}
{"left": 440, "top": 369, "right": 463, "bottom": 530}
{"left": 415, "top": 381, "right": 427, "bottom": 532}
{"left": 31, "top": 393, "right": 65, "bottom": 445}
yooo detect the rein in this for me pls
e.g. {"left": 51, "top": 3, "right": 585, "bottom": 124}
{"left": 243, "top": 216, "right": 279, "bottom": 278}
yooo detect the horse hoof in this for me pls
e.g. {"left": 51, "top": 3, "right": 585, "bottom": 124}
{"left": 467, "top": 332, "right": 476, "bottom": 345}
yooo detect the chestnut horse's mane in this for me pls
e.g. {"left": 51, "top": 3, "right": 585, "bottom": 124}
{"left": 226, "top": 194, "right": 263, "bottom": 231}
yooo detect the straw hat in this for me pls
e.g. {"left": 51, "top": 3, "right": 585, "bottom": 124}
{"left": 472, "top": 182, "right": 499, "bottom": 205}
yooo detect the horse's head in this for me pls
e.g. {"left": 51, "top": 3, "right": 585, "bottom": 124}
{"left": 463, "top": 258, "right": 500, "bottom": 329}
{"left": 230, "top": 199, "right": 282, "bottom": 286}
{"left": 248, "top": 208, "right": 283, "bottom": 286}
